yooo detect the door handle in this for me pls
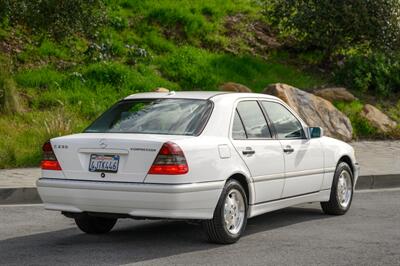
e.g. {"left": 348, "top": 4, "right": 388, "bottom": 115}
{"left": 242, "top": 148, "right": 255, "bottom": 155}
{"left": 283, "top": 145, "right": 294, "bottom": 153}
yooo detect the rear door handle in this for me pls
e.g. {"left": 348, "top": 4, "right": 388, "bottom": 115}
{"left": 283, "top": 145, "right": 294, "bottom": 153}
{"left": 242, "top": 148, "right": 255, "bottom": 155}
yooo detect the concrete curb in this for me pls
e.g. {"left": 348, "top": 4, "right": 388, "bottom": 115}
{"left": 355, "top": 174, "right": 400, "bottom": 190}
{"left": 0, "top": 187, "right": 41, "bottom": 205}
{"left": 0, "top": 174, "right": 399, "bottom": 205}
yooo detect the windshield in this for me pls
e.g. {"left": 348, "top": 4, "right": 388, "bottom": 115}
{"left": 85, "top": 98, "right": 213, "bottom": 136}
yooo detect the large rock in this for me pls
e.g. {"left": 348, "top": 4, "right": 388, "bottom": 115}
{"left": 263, "top": 83, "right": 353, "bottom": 141}
{"left": 314, "top": 87, "right": 356, "bottom": 102}
{"left": 360, "top": 104, "right": 397, "bottom": 133}
{"left": 219, "top": 82, "right": 252, "bottom": 93}
{"left": 153, "top": 87, "right": 169, "bottom": 92}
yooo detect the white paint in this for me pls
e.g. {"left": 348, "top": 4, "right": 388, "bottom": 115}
{"left": 37, "top": 91, "right": 359, "bottom": 220}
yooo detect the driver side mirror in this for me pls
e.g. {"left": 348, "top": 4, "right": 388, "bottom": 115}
{"left": 308, "top": 127, "right": 323, "bottom": 139}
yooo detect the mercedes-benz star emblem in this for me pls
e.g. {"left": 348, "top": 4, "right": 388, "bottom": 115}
{"left": 99, "top": 139, "right": 107, "bottom": 149}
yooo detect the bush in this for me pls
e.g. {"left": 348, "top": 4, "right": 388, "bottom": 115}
{"left": 146, "top": 7, "right": 210, "bottom": 41}
{"left": 0, "top": 71, "right": 22, "bottom": 114}
{"left": 83, "top": 62, "right": 130, "bottom": 85}
{"left": 15, "top": 68, "right": 65, "bottom": 89}
{"left": 265, "top": 0, "right": 400, "bottom": 58}
{"left": 0, "top": 0, "right": 107, "bottom": 39}
{"left": 334, "top": 101, "right": 379, "bottom": 138}
{"left": 334, "top": 53, "right": 400, "bottom": 96}
{"left": 161, "top": 46, "right": 217, "bottom": 90}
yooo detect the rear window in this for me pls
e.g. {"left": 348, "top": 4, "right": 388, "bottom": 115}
{"left": 85, "top": 99, "right": 213, "bottom": 136}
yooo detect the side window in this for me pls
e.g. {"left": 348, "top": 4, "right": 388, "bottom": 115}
{"left": 232, "top": 111, "right": 247, "bottom": 139}
{"left": 236, "top": 101, "right": 272, "bottom": 139}
{"left": 261, "top": 101, "right": 305, "bottom": 139}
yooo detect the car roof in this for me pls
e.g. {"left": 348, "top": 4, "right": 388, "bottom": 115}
{"left": 124, "top": 91, "right": 279, "bottom": 100}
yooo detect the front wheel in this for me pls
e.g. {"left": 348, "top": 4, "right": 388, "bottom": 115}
{"left": 321, "top": 162, "right": 354, "bottom": 215}
{"left": 75, "top": 214, "right": 117, "bottom": 234}
{"left": 203, "top": 179, "right": 248, "bottom": 244}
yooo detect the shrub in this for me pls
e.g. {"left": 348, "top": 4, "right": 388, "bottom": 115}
{"left": 0, "top": 71, "right": 22, "bottom": 114}
{"left": 161, "top": 46, "right": 217, "bottom": 90}
{"left": 334, "top": 100, "right": 378, "bottom": 138}
{"left": 265, "top": 0, "right": 400, "bottom": 58}
{"left": 146, "top": 6, "right": 210, "bottom": 41}
{"left": 15, "top": 68, "right": 65, "bottom": 89}
{"left": 0, "top": 0, "right": 107, "bottom": 39}
{"left": 83, "top": 62, "right": 130, "bottom": 85}
{"left": 334, "top": 53, "right": 400, "bottom": 96}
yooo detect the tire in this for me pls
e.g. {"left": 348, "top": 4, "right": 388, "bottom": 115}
{"left": 203, "top": 179, "right": 248, "bottom": 244}
{"left": 321, "top": 162, "right": 354, "bottom": 215}
{"left": 74, "top": 214, "right": 117, "bottom": 234}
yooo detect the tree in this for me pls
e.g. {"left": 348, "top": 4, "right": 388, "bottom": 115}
{"left": 265, "top": 0, "right": 400, "bottom": 59}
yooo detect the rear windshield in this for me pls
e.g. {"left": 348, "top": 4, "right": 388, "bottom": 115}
{"left": 85, "top": 98, "right": 213, "bottom": 136}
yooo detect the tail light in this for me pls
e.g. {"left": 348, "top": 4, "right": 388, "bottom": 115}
{"left": 148, "top": 142, "right": 188, "bottom": 175}
{"left": 41, "top": 141, "right": 62, "bottom": 171}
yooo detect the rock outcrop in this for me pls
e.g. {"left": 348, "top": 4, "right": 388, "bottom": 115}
{"left": 263, "top": 83, "right": 353, "bottom": 141}
{"left": 360, "top": 104, "right": 397, "bottom": 133}
{"left": 219, "top": 82, "right": 252, "bottom": 93}
{"left": 314, "top": 87, "right": 356, "bottom": 102}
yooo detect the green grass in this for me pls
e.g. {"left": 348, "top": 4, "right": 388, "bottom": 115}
{"left": 0, "top": 0, "right": 327, "bottom": 168}
{"left": 334, "top": 100, "right": 379, "bottom": 139}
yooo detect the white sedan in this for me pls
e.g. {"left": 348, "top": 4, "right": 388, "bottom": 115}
{"left": 37, "top": 91, "right": 359, "bottom": 244}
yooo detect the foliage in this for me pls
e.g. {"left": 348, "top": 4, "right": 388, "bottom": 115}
{"left": 0, "top": 70, "right": 22, "bottom": 114}
{"left": 334, "top": 53, "right": 400, "bottom": 96}
{"left": 0, "top": 0, "right": 336, "bottom": 168}
{"left": 265, "top": 0, "right": 400, "bottom": 58}
{"left": 334, "top": 100, "right": 379, "bottom": 139}
{"left": 0, "top": 0, "right": 107, "bottom": 39}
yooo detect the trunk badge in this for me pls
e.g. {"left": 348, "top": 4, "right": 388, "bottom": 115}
{"left": 99, "top": 139, "right": 108, "bottom": 149}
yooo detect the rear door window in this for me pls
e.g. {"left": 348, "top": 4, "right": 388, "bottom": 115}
{"left": 236, "top": 101, "right": 272, "bottom": 139}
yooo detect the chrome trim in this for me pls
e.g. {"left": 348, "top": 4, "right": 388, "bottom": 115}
{"left": 79, "top": 148, "right": 129, "bottom": 155}
{"left": 252, "top": 173, "right": 285, "bottom": 182}
{"left": 253, "top": 168, "right": 335, "bottom": 183}
{"left": 37, "top": 178, "right": 224, "bottom": 194}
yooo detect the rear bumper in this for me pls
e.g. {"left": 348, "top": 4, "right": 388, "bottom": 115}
{"left": 36, "top": 178, "right": 224, "bottom": 219}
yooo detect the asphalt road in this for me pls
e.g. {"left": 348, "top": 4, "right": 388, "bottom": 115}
{"left": 0, "top": 190, "right": 399, "bottom": 266}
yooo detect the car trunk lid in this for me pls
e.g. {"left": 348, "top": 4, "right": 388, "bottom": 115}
{"left": 50, "top": 133, "right": 192, "bottom": 183}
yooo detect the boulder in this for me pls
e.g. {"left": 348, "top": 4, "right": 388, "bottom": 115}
{"left": 219, "top": 82, "right": 252, "bottom": 93}
{"left": 263, "top": 83, "right": 353, "bottom": 141}
{"left": 360, "top": 104, "right": 397, "bottom": 133}
{"left": 153, "top": 87, "right": 169, "bottom": 92}
{"left": 314, "top": 87, "right": 356, "bottom": 102}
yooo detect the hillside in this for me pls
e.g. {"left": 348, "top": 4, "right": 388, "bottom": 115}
{"left": 0, "top": 0, "right": 399, "bottom": 168}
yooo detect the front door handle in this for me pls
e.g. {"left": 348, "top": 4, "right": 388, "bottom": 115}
{"left": 242, "top": 148, "right": 255, "bottom": 155}
{"left": 283, "top": 145, "right": 294, "bottom": 153}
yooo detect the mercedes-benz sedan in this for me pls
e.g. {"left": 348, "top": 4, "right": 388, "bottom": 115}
{"left": 37, "top": 91, "right": 359, "bottom": 244}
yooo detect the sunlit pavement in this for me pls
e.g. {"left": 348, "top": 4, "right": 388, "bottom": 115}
{"left": 0, "top": 189, "right": 399, "bottom": 265}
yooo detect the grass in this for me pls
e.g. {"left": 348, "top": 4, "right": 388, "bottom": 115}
{"left": 334, "top": 100, "right": 381, "bottom": 139}
{"left": 0, "top": 0, "right": 327, "bottom": 168}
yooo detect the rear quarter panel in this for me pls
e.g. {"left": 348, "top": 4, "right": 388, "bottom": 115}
{"left": 144, "top": 136, "right": 251, "bottom": 185}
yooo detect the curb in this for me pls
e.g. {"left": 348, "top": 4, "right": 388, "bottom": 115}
{"left": 0, "top": 174, "right": 399, "bottom": 205}
{"left": 355, "top": 174, "right": 400, "bottom": 190}
{"left": 0, "top": 187, "right": 41, "bottom": 205}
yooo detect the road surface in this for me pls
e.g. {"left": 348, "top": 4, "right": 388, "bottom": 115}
{"left": 0, "top": 190, "right": 399, "bottom": 265}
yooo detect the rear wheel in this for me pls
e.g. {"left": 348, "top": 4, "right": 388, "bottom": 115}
{"left": 74, "top": 214, "right": 117, "bottom": 234}
{"left": 203, "top": 179, "right": 248, "bottom": 244}
{"left": 321, "top": 162, "right": 354, "bottom": 215}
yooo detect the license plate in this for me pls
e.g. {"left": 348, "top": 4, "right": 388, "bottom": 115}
{"left": 89, "top": 154, "right": 120, "bottom": 173}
